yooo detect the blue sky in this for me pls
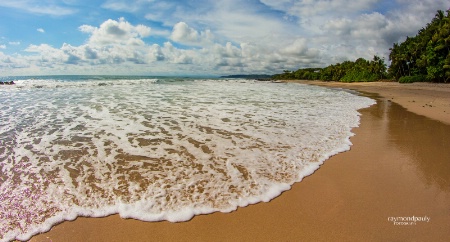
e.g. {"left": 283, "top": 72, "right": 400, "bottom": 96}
{"left": 0, "top": 0, "right": 448, "bottom": 76}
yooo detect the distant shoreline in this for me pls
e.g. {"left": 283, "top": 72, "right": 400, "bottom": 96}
{"left": 220, "top": 74, "right": 272, "bottom": 79}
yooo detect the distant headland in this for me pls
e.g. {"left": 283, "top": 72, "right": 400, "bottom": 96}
{"left": 220, "top": 74, "right": 273, "bottom": 81}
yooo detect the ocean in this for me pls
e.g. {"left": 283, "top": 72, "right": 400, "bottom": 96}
{"left": 0, "top": 76, "right": 375, "bottom": 241}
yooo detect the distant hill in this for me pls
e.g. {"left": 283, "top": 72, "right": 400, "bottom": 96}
{"left": 220, "top": 74, "right": 272, "bottom": 79}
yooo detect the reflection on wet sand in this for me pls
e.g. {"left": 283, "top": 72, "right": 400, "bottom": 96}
{"left": 373, "top": 96, "right": 450, "bottom": 192}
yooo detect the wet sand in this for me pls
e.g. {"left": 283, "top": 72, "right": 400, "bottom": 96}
{"left": 283, "top": 80, "right": 450, "bottom": 125}
{"left": 30, "top": 82, "right": 450, "bottom": 242}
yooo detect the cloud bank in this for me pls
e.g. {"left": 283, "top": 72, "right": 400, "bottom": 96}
{"left": 0, "top": 0, "right": 448, "bottom": 75}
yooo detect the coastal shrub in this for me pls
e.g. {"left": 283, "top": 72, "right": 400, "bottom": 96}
{"left": 272, "top": 55, "right": 386, "bottom": 82}
{"left": 398, "top": 75, "right": 427, "bottom": 83}
{"left": 340, "top": 70, "right": 379, "bottom": 82}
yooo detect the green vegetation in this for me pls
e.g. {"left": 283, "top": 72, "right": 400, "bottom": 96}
{"left": 398, "top": 75, "right": 428, "bottom": 83}
{"left": 389, "top": 10, "right": 450, "bottom": 83}
{"left": 273, "top": 56, "right": 387, "bottom": 82}
{"left": 274, "top": 10, "right": 450, "bottom": 83}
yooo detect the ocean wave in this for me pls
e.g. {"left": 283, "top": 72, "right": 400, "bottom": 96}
{"left": 0, "top": 78, "right": 375, "bottom": 241}
{"left": 5, "top": 78, "right": 160, "bottom": 89}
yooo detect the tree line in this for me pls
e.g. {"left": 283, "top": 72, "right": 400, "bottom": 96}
{"left": 273, "top": 9, "right": 450, "bottom": 83}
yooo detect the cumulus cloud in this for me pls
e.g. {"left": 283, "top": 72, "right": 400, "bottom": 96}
{"left": 1, "top": 0, "right": 449, "bottom": 75}
{"left": 212, "top": 42, "right": 241, "bottom": 58}
{"left": 161, "top": 42, "right": 196, "bottom": 64}
{"left": 37, "top": 28, "right": 45, "bottom": 33}
{"left": 173, "top": 54, "right": 193, "bottom": 64}
{"left": 25, "top": 44, "right": 66, "bottom": 64}
{"left": 170, "top": 22, "right": 214, "bottom": 46}
{"left": 79, "top": 18, "right": 151, "bottom": 46}
{"left": 322, "top": 18, "right": 353, "bottom": 36}
{"left": 257, "top": 0, "right": 449, "bottom": 66}
{"left": 9, "top": 19, "right": 189, "bottom": 73}
{"left": 149, "top": 44, "right": 165, "bottom": 61}
{"left": 170, "top": 22, "right": 199, "bottom": 44}
{"left": 281, "top": 39, "right": 309, "bottom": 56}
{"left": 83, "top": 46, "right": 98, "bottom": 60}
{"left": 321, "top": 12, "right": 392, "bottom": 48}
{"left": 0, "top": 52, "right": 30, "bottom": 70}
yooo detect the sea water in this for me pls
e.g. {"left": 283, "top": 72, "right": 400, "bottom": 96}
{"left": 0, "top": 76, "right": 375, "bottom": 241}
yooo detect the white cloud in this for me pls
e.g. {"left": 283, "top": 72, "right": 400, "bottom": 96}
{"left": 25, "top": 44, "right": 66, "bottom": 63}
{"left": 161, "top": 42, "right": 196, "bottom": 64}
{"left": 147, "top": 44, "right": 165, "bottom": 62}
{"left": 259, "top": 0, "right": 449, "bottom": 67}
{"left": 322, "top": 18, "right": 353, "bottom": 36}
{"left": 0, "top": 45, "right": 6, "bottom": 49}
{"left": 212, "top": 42, "right": 241, "bottom": 58}
{"left": 170, "top": 22, "right": 214, "bottom": 46}
{"left": 37, "top": 28, "right": 45, "bottom": 33}
{"left": 190, "top": 1, "right": 292, "bottom": 46}
{"left": 78, "top": 25, "right": 96, "bottom": 34}
{"left": 101, "top": 0, "right": 158, "bottom": 13}
{"left": 79, "top": 18, "right": 151, "bottom": 46}
{"left": 281, "top": 39, "right": 309, "bottom": 56}
{"left": 14, "top": 19, "right": 160, "bottom": 71}
{"left": 170, "top": 22, "right": 200, "bottom": 44}
{"left": 1, "top": 0, "right": 449, "bottom": 76}
{"left": 173, "top": 54, "right": 193, "bottom": 64}
{"left": 9, "top": 42, "right": 21, "bottom": 45}
{"left": 83, "top": 46, "right": 98, "bottom": 60}
{"left": 0, "top": 0, "right": 76, "bottom": 16}
{"left": 101, "top": 1, "right": 138, "bottom": 12}
{"left": 260, "top": 0, "right": 377, "bottom": 18}
{"left": 0, "top": 52, "right": 30, "bottom": 70}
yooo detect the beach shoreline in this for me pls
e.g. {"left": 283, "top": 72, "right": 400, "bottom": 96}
{"left": 280, "top": 80, "right": 450, "bottom": 125}
{"left": 30, "top": 81, "right": 450, "bottom": 242}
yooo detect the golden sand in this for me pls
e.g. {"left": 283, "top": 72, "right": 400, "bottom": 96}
{"left": 283, "top": 80, "right": 450, "bottom": 125}
{"left": 30, "top": 81, "right": 450, "bottom": 242}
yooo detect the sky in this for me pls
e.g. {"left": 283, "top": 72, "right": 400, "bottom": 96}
{"left": 0, "top": 0, "right": 448, "bottom": 76}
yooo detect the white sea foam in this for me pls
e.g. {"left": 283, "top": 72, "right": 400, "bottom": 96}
{"left": 10, "top": 77, "right": 159, "bottom": 89}
{"left": 0, "top": 78, "right": 375, "bottom": 241}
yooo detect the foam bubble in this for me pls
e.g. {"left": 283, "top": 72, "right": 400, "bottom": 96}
{"left": 0, "top": 78, "right": 375, "bottom": 241}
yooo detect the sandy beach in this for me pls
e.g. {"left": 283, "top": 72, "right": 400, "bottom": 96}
{"left": 30, "top": 81, "right": 450, "bottom": 242}
{"left": 282, "top": 80, "right": 450, "bottom": 125}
